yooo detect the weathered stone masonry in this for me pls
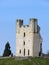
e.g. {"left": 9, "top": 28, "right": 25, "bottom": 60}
{"left": 16, "top": 18, "right": 42, "bottom": 57}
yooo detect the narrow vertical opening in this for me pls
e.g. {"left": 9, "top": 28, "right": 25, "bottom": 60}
{"left": 24, "top": 32, "right": 25, "bottom": 37}
{"left": 19, "top": 49, "right": 21, "bottom": 54}
{"left": 24, "top": 49, "right": 25, "bottom": 56}
{"left": 34, "top": 21, "right": 35, "bottom": 33}
{"left": 24, "top": 41, "right": 25, "bottom": 45}
{"left": 28, "top": 49, "right": 29, "bottom": 56}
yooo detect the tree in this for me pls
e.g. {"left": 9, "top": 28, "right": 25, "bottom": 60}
{"left": 3, "top": 42, "right": 11, "bottom": 57}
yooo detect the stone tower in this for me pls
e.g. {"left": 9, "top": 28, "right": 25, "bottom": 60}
{"left": 16, "top": 18, "right": 42, "bottom": 57}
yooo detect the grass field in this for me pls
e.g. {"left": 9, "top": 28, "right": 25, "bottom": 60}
{"left": 0, "top": 57, "right": 49, "bottom": 65}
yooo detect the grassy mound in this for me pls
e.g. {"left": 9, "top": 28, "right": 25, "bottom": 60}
{"left": 0, "top": 57, "right": 49, "bottom": 65}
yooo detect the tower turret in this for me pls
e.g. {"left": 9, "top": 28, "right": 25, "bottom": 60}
{"left": 29, "top": 18, "right": 38, "bottom": 33}
{"left": 16, "top": 19, "right": 23, "bottom": 27}
{"left": 16, "top": 19, "right": 23, "bottom": 33}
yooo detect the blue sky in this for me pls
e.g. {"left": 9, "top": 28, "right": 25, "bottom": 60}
{"left": 0, "top": 0, "right": 49, "bottom": 56}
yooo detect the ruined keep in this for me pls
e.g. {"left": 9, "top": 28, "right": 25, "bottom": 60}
{"left": 16, "top": 18, "right": 42, "bottom": 57}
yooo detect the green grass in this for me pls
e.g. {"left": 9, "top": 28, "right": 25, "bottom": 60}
{"left": 0, "top": 57, "right": 49, "bottom": 65}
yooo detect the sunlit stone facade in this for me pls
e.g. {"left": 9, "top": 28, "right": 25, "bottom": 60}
{"left": 16, "top": 18, "right": 42, "bottom": 57}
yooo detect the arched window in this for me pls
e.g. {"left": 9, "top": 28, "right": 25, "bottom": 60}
{"left": 28, "top": 49, "right": 29, "bottom": 56}
{"left": 23, "top": 41, "right": 25, "bottom": 45}
{"left": 19, "top": 49, "right": 21, "bottom": 54}
{"left": 24, "top": 49, "right": 25, "bottom": 56}
{"left": 24, "top": 32, "right": 25, "bottom": 37}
